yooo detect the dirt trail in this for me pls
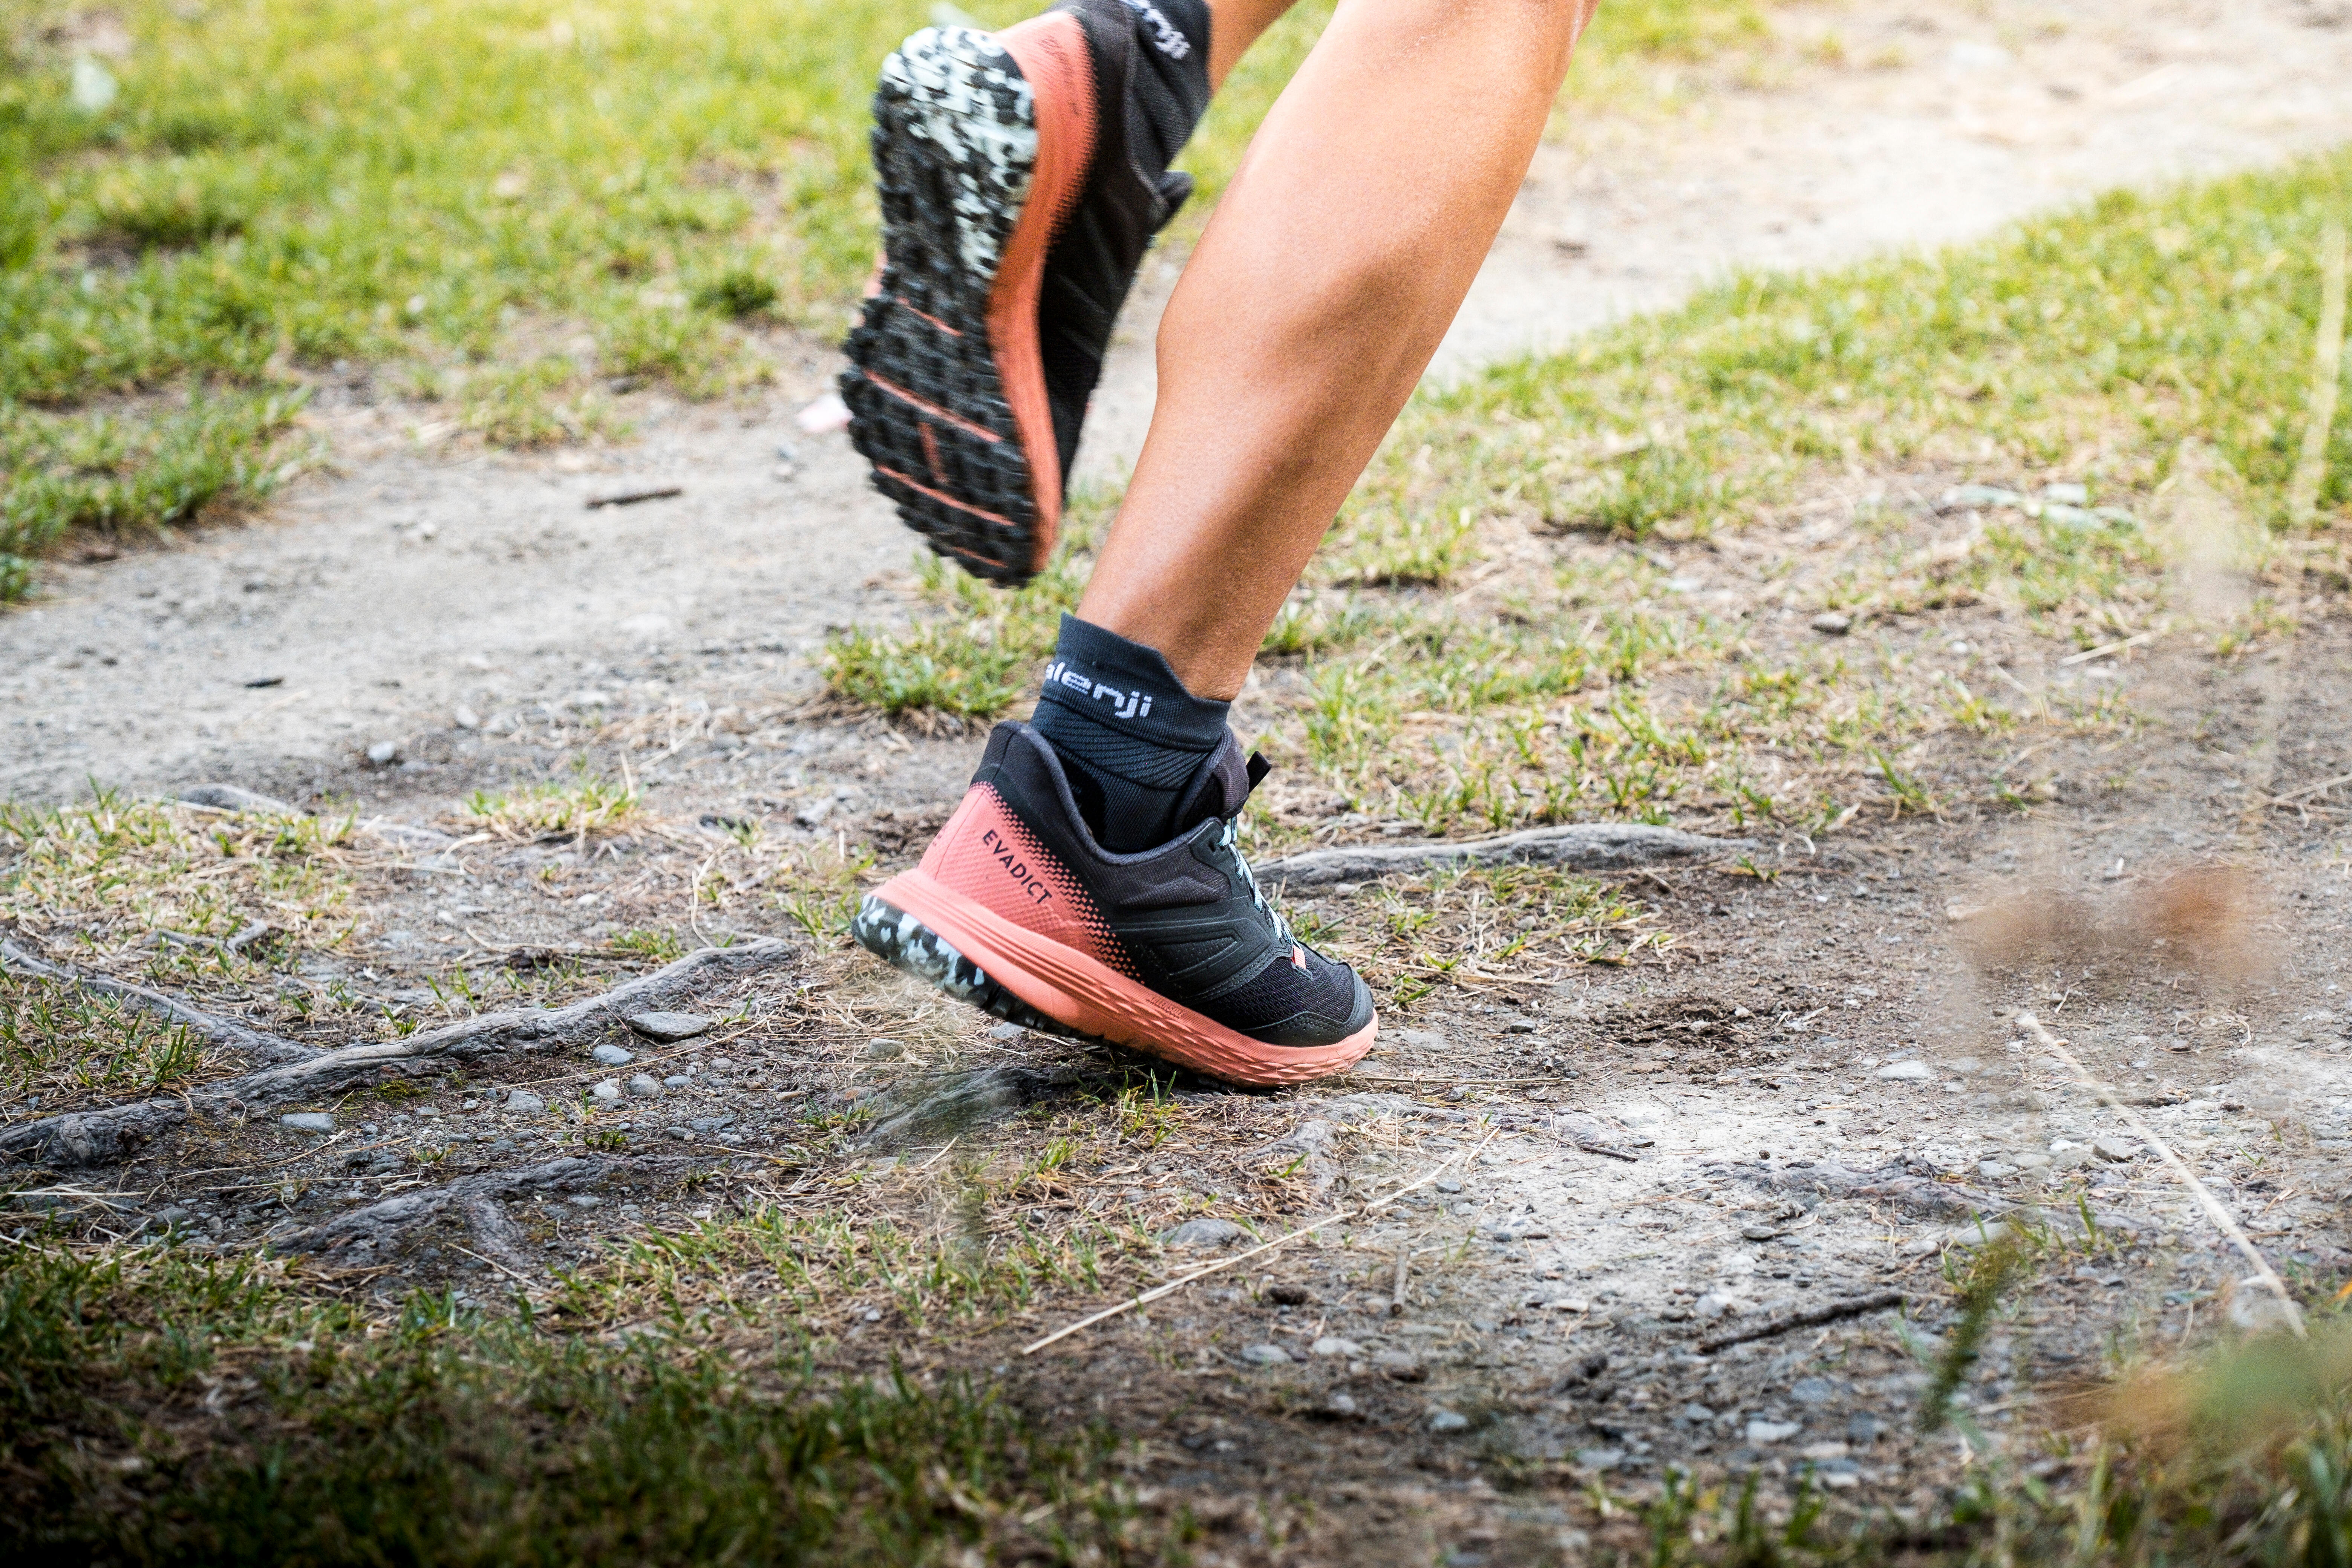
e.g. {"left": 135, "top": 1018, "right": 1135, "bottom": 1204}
{"left": 7, "top": 0, "right": 2351, "bottom": 806}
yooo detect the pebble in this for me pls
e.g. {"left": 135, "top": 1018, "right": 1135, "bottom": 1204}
{"left": 1789, "top": 1377, "right": 1838, "bottom": 1405}
{"left": 664, "top": 1074, "right": 691, "bottom": 1089}
{"left": 1311, "top": 1336, "right": 1364, "bottom": 1358}
{"left": 592, "top": 1043, "right": 636, "bottom": 1067}
{"left": 1810, "top": 612, "right": 1852, "bottom": 635}
{"left": 1373, "top": 1351, "right": 1425, "bottom": 1382}
{"left": 1503, "top": 1018, "right": 1538, "bottom": 1034}
{"left": 1876, "top": 1060, "right": 1932, "bottom": 1081}
{"left": 567, "top": 1194, "right": 601, "bottom": 1208}
{"left": 1741, "top": 1222, "right": 1782, "bottom": 1242}
{"left": 627, "top": 1073, "right": 662, "bottom": 1096}
{"left": 2094, "top": 1137, "right": 2141, "bottom": 1162}
{"left": 1427, "top": 1406, "right": 1470, "bottom": 1433}
{"left": 591, "top": 1079, "right": 623, "bottom": 1102}
{"left": 1240, "top": 1344, "right": 1291, "bottom": 1366}
{"left": 1693, "top": 1292, "right": 1741, "bottom": 1320}
{"left": 1332, "top": 882, "right": 1361, "bottom": 896}
{"left": 364, "top": 740, "right": 400, "bottom": 766}
{"left": 280, "top": 1112, "right": 335, "bottom": 1133}
{"left": 1435, "top": 1178, "right": 1463, "bottom": 1194}
{"left": 1324, "top": 1392, "right": 1360, "bottom": 1417}
{"left": 506, "top": 1090, "right": 545, "bottom": 1113}
{"left": 1977, "top": 1160, "right": 2018, "bottom": 1181}
{"left": 452, "top": 704, "right": 481, "bottom": 730}
{"left": 1747, "top": 1419, "right": 1802, "bottom": 1444}
{"left": 1161, "top": 1217, "right": 1246, "bottom": 1249}
{"left": 626, "top": 1011, "right": 711, "bottom": 1043}
{"left": 863, "top": 1038, "right": 906, "bottom": 1060}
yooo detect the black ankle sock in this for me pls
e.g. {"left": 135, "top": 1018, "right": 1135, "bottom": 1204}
{"left": 1031, "top": 613, "right": 1231, "bottom": 852}
{"left": 1101, "top": 0, "right": 1212, "bottom": 172}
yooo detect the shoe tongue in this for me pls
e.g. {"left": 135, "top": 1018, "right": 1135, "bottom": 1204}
{"left": 1167, "top": 732, "right": 1266, "bottom": 839}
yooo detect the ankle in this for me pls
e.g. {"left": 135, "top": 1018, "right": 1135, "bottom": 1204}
{"left": 1029, "top": 613, "right": 1232, "bottom": 851}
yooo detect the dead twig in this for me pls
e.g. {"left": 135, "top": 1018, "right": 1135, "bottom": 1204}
{"left": 2019, "top": 1010, "right": 2305, "bottom": 1338}
{"left": 1697, "top": 1288, "right": 1906, "bottom": 1353}
{"left": 1022, "top": 1124, "right": 1505, "bottom": 1356}
{"left": 585, "top": 485, "right": 683, "bottom": 510}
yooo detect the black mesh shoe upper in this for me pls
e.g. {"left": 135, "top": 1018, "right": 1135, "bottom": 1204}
{"left": 1037, "top": 0, "right": 1210, "bottom": 485}
{"left": 974, "top": 721, "right": 1373, "bottom": 1049}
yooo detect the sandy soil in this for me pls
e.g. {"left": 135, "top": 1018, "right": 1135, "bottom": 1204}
{"left": 9, "top": 0, "right": 2352, "bottom": 806}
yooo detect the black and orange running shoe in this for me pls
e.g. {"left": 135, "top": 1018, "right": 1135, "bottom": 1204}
{"left": 840, "top": 1, "right": 1208, "bottom": 584}
{"left": 851, "top": 722, "right": 1377, "bottom": 1087}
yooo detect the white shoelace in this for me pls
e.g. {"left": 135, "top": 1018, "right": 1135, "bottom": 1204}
{"left": 1216, "top": 817, "right": 1291, "bottom": 948}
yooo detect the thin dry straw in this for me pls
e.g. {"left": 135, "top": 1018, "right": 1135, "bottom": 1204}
{"left": 1021, "top": 1122, "right": 1504, "bottom": 1356}
{"left": 2017, "top": 1011, "right": 2305, "bottom": 1339}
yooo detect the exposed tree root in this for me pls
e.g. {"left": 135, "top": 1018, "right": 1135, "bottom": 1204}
{"left": 2, "top": 937, "right": 317, "bottom": 1065}
{"left": 2, "top": 939, "right": 797, "bottom": 1170}
{"left": 1255, "top": 823, "right": 1756, "bottom": 889}
{"left": 274, "top": 1155, "right": 616, "bottom": 1260}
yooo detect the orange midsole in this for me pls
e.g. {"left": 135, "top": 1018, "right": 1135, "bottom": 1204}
{"left": 988, "top": 14, "right": 1092, "bottom": 571}
{"left": 877, "top": 869, "right": 1376, "bottom": 1087}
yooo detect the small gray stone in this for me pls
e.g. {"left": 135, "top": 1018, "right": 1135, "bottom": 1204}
{"left": 1741, "top": 1222, "right": 1782, "bottom": 1242}
{"left": 627, "top": 1073, "right": 662, "bottom": 1097}
{"left": 1312, "top": 1336, "right": 1364, "bottom": 1358}
{"left": 506, "top": 1090, "right": 545, "bottom": 1113}
{"left": 592, "top": 1043, "right": 636, "bottom": 1067}
{"left": 1161, "top": 1217, "right": 1246, "bottom": 1249}
{"left": 364, "top": 740, "right": 400, "bottom": 766}
{"left": 863, "top": 1037, "right": 906, "bottom": 1060}
{"left": 626, "top": 1011, "right": 710, "bottom": 1043}
{"left": 1977, "top": 1160, "right": 2018, "bottom": 1181}
{"left": 1876, "top": 1060, "right": 1932, "bottom": 1081}
{"left": 1325, "top": 1391, "right": 1360, "bottom": 1417}
{"left": 1240, "top": 1344, "right": 1291, "bottom": 1366}
{"left": 1790, "top": 1377, "right": 1838, "bottom": 1405}
{"left": 1574, "top": 1447, "right": 1625, "bottom": 1471}
{"left": 1435, "top": 1178, "right": 1463, "bottom": 1194}
{"left": 1747, "top": 1419, "right": 1802, "bottom": 1444}
{"left": 664, "top": 1074, "right": 691, "bottom": 1089}
{"left": 567, "top": 1194, "right": 602, "bottom": 1208}
{"left": 280, "top": 1112, "right": 335, "bottom": 1133}
{"left": 591, "top": 1079, "right": 623, "bottom": 1102}
{"left": 2094, "top": 1136, "right": 2141, "bottom": 1162}
{"left": 1504, "top": 1018, "right": 1538, "bottom": 1034}
{"left": 1811, "top": 612, "right": 1852, "bottom": 635}
{"left": 1374, "top": 1350, "right": 1425, "bottom": 1382}
{"left": 1427, "top": 1406, "right": 1470, "bottom": 1433}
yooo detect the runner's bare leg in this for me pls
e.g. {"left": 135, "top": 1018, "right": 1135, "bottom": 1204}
{"left": 1081, "top": 0, "right": 1599, "bottom": 697}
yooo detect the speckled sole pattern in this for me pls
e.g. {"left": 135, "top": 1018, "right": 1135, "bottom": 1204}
{"left": 841, "top": 24, "right": 1073, "bottom": 584}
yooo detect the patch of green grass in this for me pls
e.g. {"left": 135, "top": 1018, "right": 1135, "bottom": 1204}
{"left": 1361, "top": 147, "right": 2352, "bottom": 557}
{"left": 820, "top": 505, "right": 1096, "bottom": 718}
{"left": 0, "top": 975, "right": 209, "bottom": 1115}
{"left": 463, "top": 763, "right": 641, "bottom": 842}
{"left": 0, "top": 790, "right": 356, "bottom": 964}
{"left": 0, "top": 1236, "right": 1150, "bottom": 1564}
{"left": 0, "top": 390, "right": 308, "bottom": 562}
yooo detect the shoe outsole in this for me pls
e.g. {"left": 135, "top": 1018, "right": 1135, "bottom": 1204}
{"left": 842, "top": 23, "right": 1084, "bottom": 585}
{"left": 852, "top": 874, "right": 1377, "bottom": 1088}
